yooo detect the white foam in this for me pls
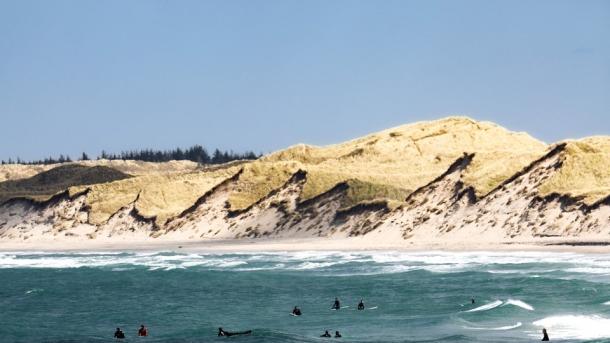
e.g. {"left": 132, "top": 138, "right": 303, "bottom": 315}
{"left": 532, "top": 315, "right": 610, "bottom": 340}
{"left": 1, "top": 251, "right": 610, "bottom": 282}
{"left": 603, "top": 301, "right": 610, "bottom": 305}
{"left": 504, "top": 299, "right": 534, "bottom": 311}
{"left": 464, "top": 322, "right": 522, "bottom": 331}
{"left": 291, "top": 261, "right": 337, "bottom": 270}
{"left": 465, "top": 300, "right": 503, "bottom": 312}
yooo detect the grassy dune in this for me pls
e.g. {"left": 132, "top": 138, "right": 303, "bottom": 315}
{"left": 242, "top": 116, "right": 548, "bottom": 209}
{"left": 1, "top": 117, "right": 609, "bottom": 226}
{"left": 539, "top": 137, "right": 610, "bottom": 204}
{"left": 0, "top": 165, "right": 130, "bottom": 204}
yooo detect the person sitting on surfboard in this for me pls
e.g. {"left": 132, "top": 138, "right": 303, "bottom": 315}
{"left": 114, "top": 328, "right": 125, "bottom": 339}
{"left": 320, "top": 330, "right": 331, "bottom": 337}
{"left": 542, "top": 328, "right": 549, "bottom": 341}
{"left": 138, "top": 324, "right": 148, "bottom": 336}
{"left": 292, "top": 306, "right": 302, "bottom": 316}
{"left": 335, "top": 331, "right": 342, "bottom": 338}
{"left": 332, "top": 297, "right": 341, "bottom": 310}
{"left": 357, "top": 299, "right": 365, "bottom": 310}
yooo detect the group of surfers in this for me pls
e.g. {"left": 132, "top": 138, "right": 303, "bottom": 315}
{"left": 291, "top": 297, "right": 367, "bottom": 316}
{"left": 113, "top": 297, "right": 553, "bottom": 341}
{"left": 113, "top": 325, "right": 147, "bottom": 339}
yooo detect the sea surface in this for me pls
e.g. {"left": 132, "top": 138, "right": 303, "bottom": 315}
{"left": 1, "top": 250, "right": 610, "bottom": 342}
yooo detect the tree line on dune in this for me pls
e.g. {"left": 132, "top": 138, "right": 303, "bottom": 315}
{"left": 0, "top": 145, "right": 261, "bottom": 165}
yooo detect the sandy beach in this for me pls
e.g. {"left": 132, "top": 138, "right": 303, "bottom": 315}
{"left": 2, "top": 236, "right": 610, "bottom": 254}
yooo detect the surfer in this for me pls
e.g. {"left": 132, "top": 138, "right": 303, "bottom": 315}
{"left": 114, "top": 328, "right": 125, "bottom": 339}
{"left": 541, "top": 328, "right": 549, "bottom": 341}
{"left": 471, "top": 298, "right": 475, "bottom": 304}
{"left": 332, "top": 297, "right": 341, "bottom": 310}
{"left": 292, "top": 306, "right": 302, "bottom": 316}
{"left": 218, "top": 327, "right": 252, "bottom": 337}
{"left": 357, "top": 299, "right": 365, "bottom": 310}
{"left": 138, "top": 324, "right": 148, "bottom": 337}
{"left": 335, "top": 331, "right": 342, "bottom": 338}
{"left": 320, "top": 330, "right": 331, "bottom": 337}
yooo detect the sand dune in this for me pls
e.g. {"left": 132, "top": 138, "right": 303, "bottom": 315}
{"left": 1, "top": 116, "right": 609, "bottom": 249}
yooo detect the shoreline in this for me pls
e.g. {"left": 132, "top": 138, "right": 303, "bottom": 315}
{"left": 2, "top": 237, "right": 610, "bottom": 254}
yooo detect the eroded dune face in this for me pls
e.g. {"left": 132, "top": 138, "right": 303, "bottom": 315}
{"left": 0, "top": 116, "right": 609, "bottom": 245}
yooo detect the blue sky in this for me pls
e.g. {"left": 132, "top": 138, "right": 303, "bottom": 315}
{"left": 1, "top": 0, "right": 609, "bottom": 161}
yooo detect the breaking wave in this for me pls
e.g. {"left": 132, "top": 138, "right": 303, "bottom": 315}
{"left": 465, "top": 300, "right": 503, "bottom": 313}
{"left": 0, "top": 251, "right": 609, "bottom": 282}
{"left": 532, "top": 315, "right": 610, "bottom": 340}
{"left": 463, "top": 322, "right": 522, "bottom": 330}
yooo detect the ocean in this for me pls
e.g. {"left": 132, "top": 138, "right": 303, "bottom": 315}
{"left": 1, "top": 250, "right": 609, "bottom": 342}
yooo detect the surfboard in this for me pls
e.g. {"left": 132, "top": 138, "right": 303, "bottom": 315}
{"left": 289, "top": 313, "right": 301, "bottom": 316}
{"left": 331, "top": 306, "right": 350, "bottom": 310}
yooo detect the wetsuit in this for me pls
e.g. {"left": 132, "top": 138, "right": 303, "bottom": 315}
{"left": 114, "top": 329, "right": 125, "bottom": 339}
{"left": 321, "top": 331, "right": 331, "bottom": 337}
{"left": 332, "top": 299, "right": 340, "bottom": 310}
{"left": 219, "top": 328, "right": 252, "bottom": 337}
{"left": 357, "top": 301, "right": 364, "bottom": 310}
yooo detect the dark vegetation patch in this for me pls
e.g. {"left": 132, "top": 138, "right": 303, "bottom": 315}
{"left": 0, "top": 164, "right": 130, "bottom": 204}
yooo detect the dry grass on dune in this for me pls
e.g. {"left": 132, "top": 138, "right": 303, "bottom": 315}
{"left": 70, "top": 165, "right": 241, "bottom": 225}
{"left": 0, "top": 160, "right": 200, "bottom": 183}
{"left": 231, "top": 116, "right": 548, "bottom": 209}
{"left": 0, "top": 164, "right": 130, "bottom": 204}
{"left": 3, "top": 117, "right": 608, "bottom": 227}
{"left": 539, "top": 137, "right": 610, "bottom": 204}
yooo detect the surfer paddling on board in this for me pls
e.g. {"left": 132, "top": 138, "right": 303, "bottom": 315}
{"left": 332, "top": 297, "right": 341, "bottom": 310}
{"left": 218, "top": 327, "right": 252, "bottom": 337}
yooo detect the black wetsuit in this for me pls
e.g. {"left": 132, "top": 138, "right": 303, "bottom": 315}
{"left": 114, "top": 329, "right": 125, "bottom": 339}
{"left": 357, "top": 301, "right": 364, "bottom": 310}
{"left": 321, "top": 331, "right": 331, "bottom": 337}
{"left": 219, "top": 329, "right": 252, "bottom": 337}
{"left": 332, "top": 300, "right": 340, "bottom": 310}
{"left": 542, "top": 332, "right": 550, "bottom": 341}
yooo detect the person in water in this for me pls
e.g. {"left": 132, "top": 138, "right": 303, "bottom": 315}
{"left": 138, "top": 324, "right": 148, "bottom": 337}
{"left": 114, "top": 328, "right": 125, "bottom": 339}
{"left": 320, "top": 330, "right": 331, "bottom": 337}
{"left": 357, "top": 299, "right": 365, "bottom": 310}
{"left": 471, "top": 298, "right": 475, "bottom": 304}
{"left": 335, "top": 331, "right": 342, "bottom": 338}
{"left": 332, "top": 297, "right": 341, "bottom": 310}
{"left": 292, "top": 306, "right": 302, "bottom": 316}
{"left": 542, "top": 328, "right": 550, "bottom": 341}
{"left": 218, "top": 327, "right": 252, "bottom": 337}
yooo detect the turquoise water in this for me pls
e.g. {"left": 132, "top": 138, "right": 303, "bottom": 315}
{"left": 1, "top": 251, "right": 610, "bottom": 342}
